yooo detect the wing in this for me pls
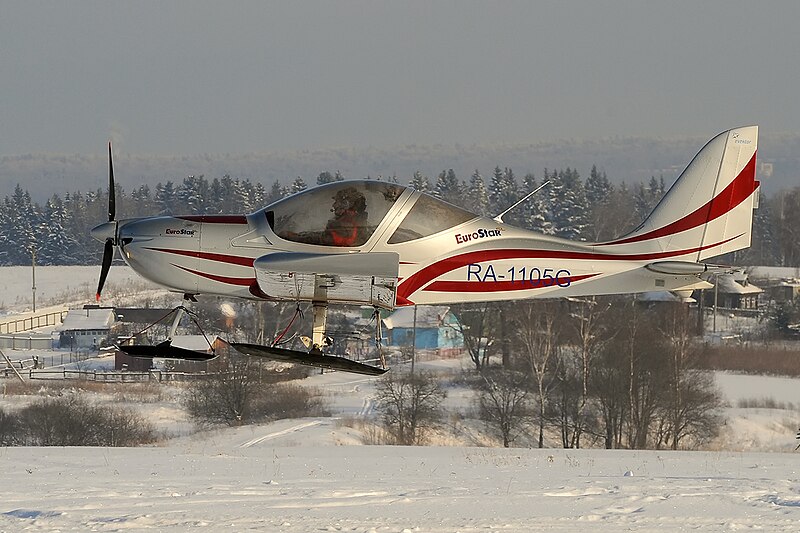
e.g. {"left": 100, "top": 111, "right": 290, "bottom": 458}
{"left": 253, "top": 251, "right": 399, "bottom": 309}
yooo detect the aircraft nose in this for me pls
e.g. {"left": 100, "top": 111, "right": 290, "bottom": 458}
{"left": 90, "top": 221, "right": 116, "bottom": 243}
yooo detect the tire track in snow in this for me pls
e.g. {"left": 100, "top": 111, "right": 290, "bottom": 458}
{"left": 358, "top": 397, "right": 375, "bottom": 417}
{"left": 239, "top": 421, "right": 322, "bottom": 448}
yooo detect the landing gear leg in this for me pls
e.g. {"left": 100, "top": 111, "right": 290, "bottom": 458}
{"left": 167, "top": 306, "right": 187, "bottom": 341}
{"left": 373, "top": 308, "right": 386, "bottom": 369}
{"left": 310, "top": 302, "right": 329, "bottom": 354}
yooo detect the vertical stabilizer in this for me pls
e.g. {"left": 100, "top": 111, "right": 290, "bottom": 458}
{"left": 604, "top": 126, "right": 759, "bottom": 261}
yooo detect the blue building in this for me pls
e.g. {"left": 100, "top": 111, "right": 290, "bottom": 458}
{"left": 382, "top": 306, "right": 464, "bottom": 356}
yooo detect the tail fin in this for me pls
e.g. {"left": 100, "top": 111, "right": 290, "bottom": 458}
{"left": 606, "top": 126, "right": 759, "bottom": 261}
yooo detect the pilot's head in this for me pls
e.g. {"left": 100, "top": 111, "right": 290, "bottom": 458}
{"left": 331, "top": 187, "right": 366, "bottom": 216}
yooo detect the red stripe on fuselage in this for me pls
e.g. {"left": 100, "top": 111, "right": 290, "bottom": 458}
{"left": 396, "top": 235, "right": 740, "bottom": 300}
{"left": 173, "top": 264, "right": 255, "bottom": 286}
{"left": 177, "top": 215, "right": 248, "bottom": 224}
{"left": 147, "top": 247, "right": 255, "bottom": 267}
{"left": 425, "top": 273, "right": 600, "bottom": 293}
{"left": 601, "top": 152, "right": 758, "bottom": 246}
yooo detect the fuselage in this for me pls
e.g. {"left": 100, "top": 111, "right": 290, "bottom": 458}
{"left": 107, "top": 181, "right": 708, "bottom": 307}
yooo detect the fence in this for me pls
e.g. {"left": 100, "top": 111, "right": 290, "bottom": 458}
{"left": 0, "top": 334, "right": 53, "bottom": 350}
{"left": 26, "top": 369, "right": 211, "bottom": 383}
{"left": 0, "top": 311, "right": 68, "bottom": 334}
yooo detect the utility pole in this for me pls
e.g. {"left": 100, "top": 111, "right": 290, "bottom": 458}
{"left": 713, "top": 275, "right": 718, "bottom": 334}
{"left": 411, "top": 305, "right": 417, "bottom": 374}
{"left": 31, "top": 247, "right": 36, "bottom": 313}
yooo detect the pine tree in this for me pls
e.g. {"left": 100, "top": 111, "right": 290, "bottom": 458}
{"left": 265, "top": 180, "right": 286, "bottom": 205}
{"left": 290, "top": 177, "right": 308, "bottom": 194}
{"left": 233, "top": 178, "right": 252, "bottom": 212}
{"left": 317, "top": 171, "right": 335, "bottom": 185}
{"left": 129, "top": 185, "right": 156, "bottom": 217}
{"left": 0, "top": 197, "right": 14, "bottom": 265}
{"left": 155, "top": 181, "right": 178, "bottom": 215}
{"left": 38, "top": 196, "right": 79, "bottom": 265}
{"left": 6, "top": 185, "right": 44, "bottom": 265}
{"left": 466, "top": 170, "right": 490, "bottom": 216}
{"left": 634, "top": 176, "right": 665, "bottom": 221}
{"left": 488, "top": 167, "right": 519, "bottom": 217}
{"left": 518, "top": 173, "right": 549, "bottom": 233}
{"left": 548, "top": 168, "right": 588, "bottom": 241}
{"left": 410, "top": 171, "right": 431, "bottom": 193}
{"left": 178, "top": 175, "right": 209, "bottom": 214}
{"left": 252, "top": 182, "right": 266, "bottom": 208}
{"left": 433, "top": 169, "right": 465, "bottom": 206}
{"left": 585, "top": 165, "right": 614, "bottom": 241}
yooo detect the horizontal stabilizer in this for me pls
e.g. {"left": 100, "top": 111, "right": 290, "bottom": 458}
{"left": 117, "top": 340, "right": 216, "bottom": 361}
{"left": 229, "top": 342, "right": 388, "bottom": 376}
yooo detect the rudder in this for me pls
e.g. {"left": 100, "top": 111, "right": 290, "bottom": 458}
{"left": 604, "top": 126, "right": 759, "bottom": 261}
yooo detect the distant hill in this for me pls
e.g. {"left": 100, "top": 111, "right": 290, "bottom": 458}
{"left": 3, "top": 132, "right": 799, "bottom": 201}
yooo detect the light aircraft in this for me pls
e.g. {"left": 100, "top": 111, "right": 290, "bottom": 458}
{"left": 91, "top": 126, "right": 759, "bottom": 375}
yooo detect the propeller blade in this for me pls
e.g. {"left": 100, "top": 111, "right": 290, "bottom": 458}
{"left": 108, "top": 141, "right": 115, "bottom": 221}
{"left": 96, "top": 239, "right": 114, "bottom": 302}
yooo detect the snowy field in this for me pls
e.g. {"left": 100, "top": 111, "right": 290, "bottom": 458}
{"left": 3, "top": 432, "right": 800, "bottom": 532}
{"left": 1, "top": 266, "right": 800, "bottom": 531}
{"left": 0, "top": 265, "right": 161, "bottom": 315}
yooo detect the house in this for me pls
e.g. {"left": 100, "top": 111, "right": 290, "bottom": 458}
{"left": 765, "top": 279, "right": 800, "bottom": 304}
{"left": 702, "top": 274, "right": 763, "bottom": 311}
{"left": 57, "top": 306, "right": 116, "bottom": 350}
{"left": 745, "top": 266, "right": 800, "bottom": 304}
{"left": 382, "top": 306, "right": 464, "bottom": 357}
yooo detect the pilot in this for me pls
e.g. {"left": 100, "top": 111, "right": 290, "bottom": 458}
{"left": 326, "top": 187, "right": 367, "bottom": 246}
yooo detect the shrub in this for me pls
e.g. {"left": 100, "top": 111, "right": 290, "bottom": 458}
{"left": 184, "top": 355, "right": 328, "bottom": 426}
{"left": 0, "top": 408, "right": 23, "bottom": 446}
{"left": 374, "top": 370, "right": 447, "bottom": 445}
{"left": 11, "top": 394, "right": 157, "bottom": 446}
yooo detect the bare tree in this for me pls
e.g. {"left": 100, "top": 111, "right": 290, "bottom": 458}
{"left": 566, "top": 296, "right": 611, "bottom": 447}
{"left": 514, "top": 301, "right": 562, "bottom": 448}
{"left": 654, "top": 304, "right": 723, "bottom": 450}
{"left": 477, "top": 368, "right": 531, "bottom": 447}
{"left": 374, "top": 370, "right": 447, "bottom": 445}
{"left": 186, "top": 352, "right": 259, "bottom": 426}
{"left": 450, "top": 303, "right": 499, "bottom": 371}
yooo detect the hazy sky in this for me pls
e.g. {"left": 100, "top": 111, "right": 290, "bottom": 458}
{"left": 2, "top": 1, "right": 799, "bottom": 156}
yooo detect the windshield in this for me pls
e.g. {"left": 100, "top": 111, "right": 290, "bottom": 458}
{"left": 267, "top": 181, "right": 406, "bottom": 247}
{"left": 388, "top": 194, "right": 477, "bottom": 244}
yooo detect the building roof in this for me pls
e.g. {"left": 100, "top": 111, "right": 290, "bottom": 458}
{"left": 59, "top": 308, "right": 115, "bottom": 331}
{"left": 113, "top": 308, "right": 177, "bottom": 324}
{"left": 637, "top": 291, "right": 696, "bottom": 303}
{"left": 382, "top": 306, "right": 451, "bottom": 329}
{"left": 716, "top": 274, "right": 763, "bottom": 295}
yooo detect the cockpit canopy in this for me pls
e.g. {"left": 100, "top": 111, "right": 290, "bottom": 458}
{"left": 263, "top": 180, "right": 477, "bottom": 247}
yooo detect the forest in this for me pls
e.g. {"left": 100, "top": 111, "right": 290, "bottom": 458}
{"left": 0, "top": 165, "right": 797, "bottom": 267}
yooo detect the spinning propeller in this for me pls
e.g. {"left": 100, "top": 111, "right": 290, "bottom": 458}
{"left": 90, "top": 142, "right": 118, "bottom": 301}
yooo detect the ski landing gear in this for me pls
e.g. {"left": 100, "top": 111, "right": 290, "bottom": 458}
{"left": 117, "top": 306, "right": 217, "bottom": 361}
{"left": 228, "top": 301, "right": 387, "bottom": 376}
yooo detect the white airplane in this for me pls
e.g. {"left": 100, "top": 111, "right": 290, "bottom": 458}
{"left": 92, "top": 126, "right": 759, "bottom": 375}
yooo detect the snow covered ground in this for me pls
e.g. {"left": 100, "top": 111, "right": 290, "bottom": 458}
{"left": 2, "top": 410, "right": 800, "bottom": 531}
{"left": 2, "top": 267, "right": 800, "bottom": 531}
{"left": 0, "top": 361, "right": 798, "bottom": 532}
{"left": 0, "top": 265, "right": 161, "bottom": 315}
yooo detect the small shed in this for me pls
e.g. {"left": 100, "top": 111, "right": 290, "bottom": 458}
{"left": 58, "top": 306, "right": 116, "bottom": 350}
{"left": 763, "top": 279, "right": 800, "bottom": 304}
{"left": 382, "top": 306, "right": 463, "bottom": 353}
